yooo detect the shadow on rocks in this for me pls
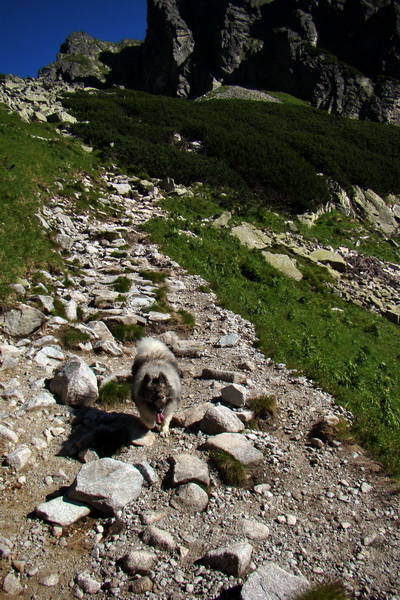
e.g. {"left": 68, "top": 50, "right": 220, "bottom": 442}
{"left": 59, "top": 406, "right": 150, "bottom": 460}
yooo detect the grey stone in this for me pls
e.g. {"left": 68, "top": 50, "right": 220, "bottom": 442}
{"left": 39, "top": 573, "right": 60, "bottom": 587}
{"left": 142, "top": 526, "right": 176, "bottom": 552}
{"left": 172, "top": 453, "right": 210, "bottom": 487}
{"left": 33, "top": 345, "right": 64, "bottom": 368}
{"left": 212, "top": 211, "right": 232, "bottom": 228}
{"left": 308, "top": 249, "right": 347, "bottom": 273}
{"left": 200, "top": 404, "right": 245, "bottom": 434}
{"left": 0, "top": 343, "right": 21, "bottom": 371}
{"left": 36, "top": 496, "right": 91, "bottom": 526}
{"left": 203, "top": 433, "right": 263, "bottom": 465}
{"left": 75, "top": 572, "right": 101, "bottom": 594}
{"left": 86, "top": 320, "right": 114, "bottom": 341}
{"left": 121, "top": 550, "right": 157, "bottom": 575}
{"left": 5, "top": 446, "right": 32, "bottom": 471}
{"left": 0, "top": 424, "right": 19, "bottom": 446}
{"left": 174, "top": 402, "right": 214, "bottom": 428}
{"left": 170, "top": 482, "right": 209, "bottom": 512}
{"left": 240, "top": 562, "right": 309, "bottom": 600}
{"left": 221, "top": 383, "right": 248, "bottom": 407}
{"left": 160, "top": 177, "right": 175, "bottom": 192}
{"left": 231, "top": 223, "right": 271, "bottom": 250}
{"left": 3, "top": 572, "right": 23, "bottom": 594}
{"left": 203, "top": 542, "right": 253, "bottom": 577}
{"left": 134, "top": 461, "right": 159, "bottom": 486}
{"left": 29, "top": 294, "right": 54, "bottom": 313}
{"left": 172, "top": 340, "right": 205, "bottom": 357}
{"left": 216, "top": 334, "right": 240, "bottom": 347}
{"left": 238, "top": 518, "right": 270, "bottom": 540}
{"left": 68, "top": 458, "right": 143, "bottom": 515}
{"left": 262, "top": 251, "right": 303, "bottom": 281}
{"left": 47, "top": 110, "right": 77, "bottom": 124}
{"left": 24, "top": 390, "right": 56, "bottom": 411}
{"left": 111, "top": 182, "right": 132, "bottom": 196}
{"left": 0, "top": 302, "right": 47, "bottom": 337}
{"left": 55, "top": 233, "right": 74, "bottom": 250}
{"left": 49, "top": 357, "right": 98, "bottom": 407}
{"left": 202, "top": 368, "right": 247, "bottom": 384}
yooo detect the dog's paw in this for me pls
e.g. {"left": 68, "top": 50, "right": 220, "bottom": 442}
{"left": 159, "top": 429, "right": 170, "bottom": 438}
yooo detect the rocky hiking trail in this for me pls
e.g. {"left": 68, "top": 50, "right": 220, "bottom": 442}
{"left": 0, "top": 170, "right": 399, "bottom": 600}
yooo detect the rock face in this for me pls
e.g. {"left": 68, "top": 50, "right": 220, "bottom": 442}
{"left": 38, "top": 31, "right": 143, "bottom": 89}
{"left": 35, "top": 2, "right": 400, "bottom": 124}
{"left": 139, "top": 0, "right": 400, "bottom": 124}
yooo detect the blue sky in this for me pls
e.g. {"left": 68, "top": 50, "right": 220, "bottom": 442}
{"left": 1, "top": 0, "right": 148, "bottom": 78}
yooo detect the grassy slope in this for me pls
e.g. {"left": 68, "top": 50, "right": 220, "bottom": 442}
{"left": 144, "top": 191, "right": 400, "bottom": 477}
{"left": 64, "top": 89, "right": 400, "bottom": 213}
{"left": 1, "top": 89, "right": 399, "bottom": 478}
{"left": 63, "top": 88, "right": 400, "bottom": 477}
{"left": 0, "top": 104, "right": 96, "bottom": 302}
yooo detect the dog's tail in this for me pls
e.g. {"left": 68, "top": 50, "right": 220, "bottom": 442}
{"left": 132, "top": 337, "right": 177, "bottom": 375}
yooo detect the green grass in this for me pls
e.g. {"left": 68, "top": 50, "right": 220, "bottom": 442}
{"left": 63, "top": 88, "right": 400, "bottom": 214}
{"left": 209, "top": 449, "right": 248, "bottom": 487}
{"left": 248, "top": 395, "right": 278, "bottom": 421}
{"left": 139, "top": 269, "right": 168, "bottom": 283}
{"left": 144, "top": 195, "right": 400, "bottom": 478}
{"left": 98, "top": 380, "right": 131, "bottom": 406}
{"left": 109, "top": 322, "right": 144, "bottom": 343}
{"left": 294, "top": 581, "right": 350, "bottom": 600}
{"left": 61, "top": 326, "right": 91, "bottom": 349}
{"left": 0, "top": 104, "right": 97, "bottom": 304}
{"left": 298, "top": 211, "right": 400, "bottom": 264}
{"left": 111, "top": 276, "right": 132, "bottom": 293}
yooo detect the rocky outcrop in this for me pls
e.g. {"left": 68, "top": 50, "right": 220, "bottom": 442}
{"left": 38, "top": 31, "right": 143, "bottom": 88}
{"left": 139, "top": 0, "right": 400, "bottom": 124}
{"left": 35, "top": 2, "right": 400, "bottom": 124}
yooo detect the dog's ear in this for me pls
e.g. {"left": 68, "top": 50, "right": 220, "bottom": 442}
{"left": 157, "top": 372, "right": 167, "bottom": 384}
{"left": 142, "top": 373, "right": 151, "bottom": 386}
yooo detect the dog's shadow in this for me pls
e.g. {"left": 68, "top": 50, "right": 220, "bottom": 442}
{"left": 59, "top": 405, "right": 151, "bottom": 459}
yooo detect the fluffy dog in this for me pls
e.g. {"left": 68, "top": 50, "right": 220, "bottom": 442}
{"left": 131, "top": 337, "right": 181, "bottom": 437}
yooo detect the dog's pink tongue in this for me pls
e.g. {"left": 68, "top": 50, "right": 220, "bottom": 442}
{"left": 156, "top": 412, "right": 165, "bottom": 425}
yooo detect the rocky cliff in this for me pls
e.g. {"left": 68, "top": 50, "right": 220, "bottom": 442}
{"left": 140, "top": 0, "right": 400, "bottom": 124}
{"left": 38, "top": 31, "right": 144, "bottom": 89}
{"left": 39, "top": 0, "right": 400, "bottom": 124}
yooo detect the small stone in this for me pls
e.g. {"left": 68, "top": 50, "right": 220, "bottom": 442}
{"left": 172, "top": 453, "right": 210, "bottom": 487}
{"left": 39, "top": 573, "right": 60, "bottom": 587}
{"left": 361, "top": 482, "right": 373, "bottom": 493}
{"left": 134, "top": 461, "right": 159, "bottom": 486}
{"left": 3, "top": 572, "right": 23, "bottom": 594}
{"left": 121, "top": 551, "right": 156, "bottom": 575}
{"left": 221, "top": 383, "right": 248, "bottom": 407}
{"left": 238, "top": 518, "right": 270, "bottom": 540}
{"left": 241, "top": 562, "right": 309, "bottom": 600}
{"left": 286, "top": 514, "right": 297, "bottom": 526}
{"left": 203, "top": 542, "right": 253, "bottom": 577}
{"left": 78, "top": 448, "right": 99, "bottom": 463}
{"left": 129, "top": 576, "right": 153, "bottom": 594}
{"left": 24, "top": 390, "right": 56, "bottom": 411}
{"left": 0, "top": 424, "right": 19, "bottom": 446}
{"left": 203, "top": 433, "right": 263, "bottom": 465}
{"left": 216, "top": 334, "right": 240, "bottom": 347}
{"left": 202, "top": 368, "right": 247, "bottom": 384}
{"left": 170, "top": 483, "right": 209, "bottom": 512}
{"left": 75, "top": 572, "right": 101, "bottom": 594}
{"left": 36, "top": 496, "right": 91, "bottom": 526}
{"left": 200, "top": 404, "right": 245, "bottom": 434}
{"left": 68, "top": 458, "right": 143, "bottom": 515}
{"left": 50, "top": 357, "right": 98, "bottom": 407}
{"left": 5, "top": 446, "right": 32, "bottom": 471}
{"left": 142, "top": 526, "right": 176, "bottom": 552}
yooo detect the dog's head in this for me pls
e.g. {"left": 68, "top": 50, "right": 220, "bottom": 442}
{"left": 140, "top": 372, "right": 171, "bottom": 423}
